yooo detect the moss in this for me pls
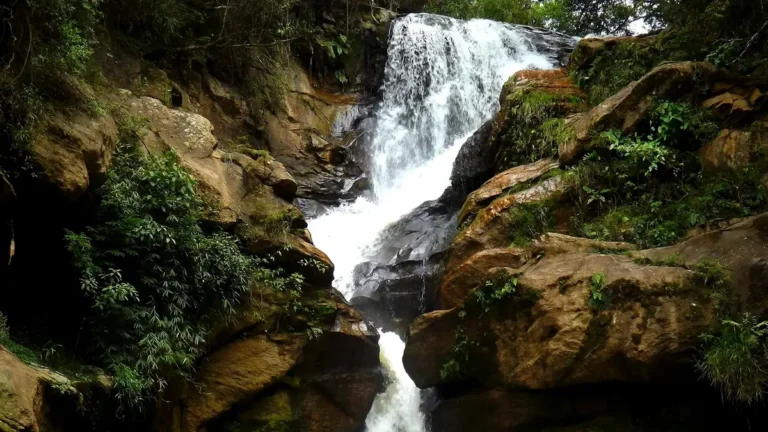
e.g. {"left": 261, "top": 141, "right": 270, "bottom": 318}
{"left": 506, "top": 198, "right": 558, "bottom": 247}
{"left": 494, "top": 90, "right": 584, "bottom": 171}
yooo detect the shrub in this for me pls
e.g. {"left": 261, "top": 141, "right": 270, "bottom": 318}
{"left": 694, "top": 259, "right": 731, "bottom": 312}
{"left": 698, "top": 314, "right": 768, "bottom": 405}
{"left": 65, "top": 141, "right": 254, "bottom": 409}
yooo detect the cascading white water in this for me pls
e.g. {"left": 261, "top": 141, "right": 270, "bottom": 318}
{"left": 308, "top": 13, "right": 557, "bottom": 432}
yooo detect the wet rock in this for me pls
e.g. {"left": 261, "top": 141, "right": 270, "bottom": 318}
{"left": 266, "top": 65, "right": 371, "bottom": 206}
{"left": 441, "top": 121, "right": 496, "bottom": 205}
{"left": 352, "top": 253, "right": 446, "bottom": 331}
{"left": 559, "top": 62, "right": 724, "bottom": 164}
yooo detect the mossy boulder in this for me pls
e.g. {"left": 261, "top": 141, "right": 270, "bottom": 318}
{"left": 406, "top": 252, "right": 713, "bottom": 390}
{"left": 491, "top": 69, "right": 587, "bottom": 172}
{"left": 446, "top": 171, "right": 568, "bottom": 272}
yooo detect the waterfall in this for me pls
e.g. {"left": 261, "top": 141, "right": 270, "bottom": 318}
{"left": 308, "top": 13, "right": 559, "bottom": 432}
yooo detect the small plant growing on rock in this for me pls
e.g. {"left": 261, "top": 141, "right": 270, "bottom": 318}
{"left": 474, "top": 275, "right": 519, "bottom": 315}
{"left": 693, "top": 259, "right": 731, "bottom": 313}
{"left": 589, "top": 273, "right": 608, "bottom": 309}
{"left": 698, "top": 313, "right": 768, "bottom": 405}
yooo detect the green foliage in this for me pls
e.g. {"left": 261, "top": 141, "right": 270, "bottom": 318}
{"left": 589, "top": 273, "right": 608, "bottom": 309}
{"left": 426, "top": 0, "right": 648, "bottom": 36}
{"left": 440, "top": 320, "right": 478, "bottom": 381}
{"left": 474, "top": 275, "right": 520, "bottom": 315}
{"left": 577, "top": 167, "right": 767, "bottom": 248}
{"left": 507, "top": 199, "right": 556, "bottom": 246}
{"left": 602, "top": 130, "right": 671, "bottom": 177}
{"left": 65, "top": 138, "right": 254, "bottom": 410}
{"left": 495, "top": 90, "right": 581, "bottom": 170}
{"left": 568, "top": 98, "right": 764, "bottom": 249}
{"left": 697, "top": 313, "right": 768, "bottom": 405}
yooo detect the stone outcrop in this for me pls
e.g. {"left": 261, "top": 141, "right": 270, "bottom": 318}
{"left": 559, "top": 62, "right": 724, "bottom": 164}
{"left": 0, "top": 348, "right": 116, "bottom": 432}
{"left": 458, "top": 157, "right": 559, "bottom": 227}
{"left": 160, "top": 291, "right": 382, "bottom": 432}
{"left": 447, "top": 173, "right": 567, "bottom": 270}
{"left": 29, "top": 109, "right": 118, "bottom": 201}
{"left": 405, "top": 251, "right": 720, "bottom": 390}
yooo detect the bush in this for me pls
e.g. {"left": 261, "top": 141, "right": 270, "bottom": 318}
{"left": 65, "top": 140, "right": 254, "bottom": 409}
{"left": 698, "top": 313, "right": 768, "bottom": 405}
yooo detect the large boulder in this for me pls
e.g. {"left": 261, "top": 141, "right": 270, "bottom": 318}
{"left": 559, "top": 62, "right": 723, "bottom": 165}
{"left": 406, "top": 214, "right": 768, "bottom": 391}
{"left": 160, "top": 293, "right": 382, "bottom": 432}
{"left": 405, "top": 252, "right": 717, "bottom": 390}
{"left": 446, "top": 173, "right": 568, "bottom": 271}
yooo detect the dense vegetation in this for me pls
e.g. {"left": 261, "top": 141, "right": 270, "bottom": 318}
{"left": 64, "top": 125, "right": 255, "bottom": 408}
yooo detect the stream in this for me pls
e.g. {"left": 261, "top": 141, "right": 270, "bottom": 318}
{"left": 308, "top": 13, "right": 560, "bottom": 432}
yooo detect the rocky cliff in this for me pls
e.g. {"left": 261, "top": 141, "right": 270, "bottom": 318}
{"left": 0, "top": 9, "right": 390, "bottom": 431}
{"left": 402, "top": 35, "right": 768, "bottom": 431}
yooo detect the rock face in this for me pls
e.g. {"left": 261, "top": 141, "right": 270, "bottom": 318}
{"left": 161, "top": 292, "right": 382, "bottom": 432}
{"left": 265, "top": 65, "right": 372, "bottom": 207}
{"left": 559, "top": 62, "right": 724, "bottom": 164}
{"left": 29, "top": 109, "right": 118, "bottom": 201}
{"left": 0, "top": 348, "right": 118, "bottom": 432}
{"left": 405, "top": 251, "right": 718, "bottom": 389}
{"left": 447, "top": 173, "right": 567, "bottom": 270}
{"left": 700, "top": 124, "right": 768, "bottom": 171}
